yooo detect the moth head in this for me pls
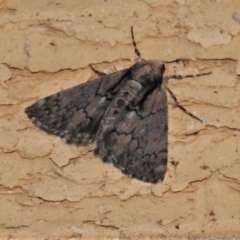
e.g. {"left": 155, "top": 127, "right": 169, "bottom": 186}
{"left": 130, "top": 59, "right": 165, "bottom": 87}
{"left": 151, "top": 60, "right": 165, "bottom": 75}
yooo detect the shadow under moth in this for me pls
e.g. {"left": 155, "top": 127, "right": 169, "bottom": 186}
{"left": 25, "top": 27, "right": 210, "bottom": 183}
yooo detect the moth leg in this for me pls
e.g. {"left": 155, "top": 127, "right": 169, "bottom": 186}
{"left": 164, "top": 71, "right": 211, "bottom": 122}
{"left": 165, "top": 86, "right": 203, "bottom": 122}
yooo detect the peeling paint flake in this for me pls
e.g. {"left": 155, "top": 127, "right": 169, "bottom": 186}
{"left": 1, "top": 0, "right": 240, "bottom": 238}
{"left": 187, "top": 27, "right": 232, "bottom": 48}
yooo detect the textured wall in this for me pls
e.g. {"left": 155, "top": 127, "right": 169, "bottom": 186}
{"left": 1, "top": 0, "right": 240, "bottom": 238}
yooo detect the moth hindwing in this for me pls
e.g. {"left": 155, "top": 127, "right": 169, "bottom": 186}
{"left": 25, "top": 59, "right": 168, "bottom": 183}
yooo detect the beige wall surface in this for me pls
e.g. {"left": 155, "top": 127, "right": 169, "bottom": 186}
{"left": 0, "top": 0, "right": 240, "bottom": 238}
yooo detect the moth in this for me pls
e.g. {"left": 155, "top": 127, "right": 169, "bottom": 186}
{"left": 25, "top": 27, "right": 210, "bottom": 183}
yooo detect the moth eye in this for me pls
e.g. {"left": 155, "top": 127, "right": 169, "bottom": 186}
{"left": 161, "top": 64, "right": 165, "bottom": 73}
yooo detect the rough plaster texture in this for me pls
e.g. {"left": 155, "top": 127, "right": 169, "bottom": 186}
{"left": 0, "top": 0, "right": 240, "bottom": 238}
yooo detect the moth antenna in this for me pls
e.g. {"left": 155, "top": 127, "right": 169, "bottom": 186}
{"left": 131, "top": 26, "right": 142, "bottom": 61}
{"left": 164, "top": 72, "right": 211, "bottom": 82}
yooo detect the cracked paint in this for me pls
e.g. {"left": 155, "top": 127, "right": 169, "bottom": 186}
{"left": 0, "top": 0, "right": 240, "bottom": 238}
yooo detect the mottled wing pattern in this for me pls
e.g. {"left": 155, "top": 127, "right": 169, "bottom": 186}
{"left": 95, "top": 84, "right": 168, "bottom": 183}
{"left": 25, "top": 69, "right": 128, "bottom": 144}
{"left": 25, "top": 60, "right": 168, "bottom": 183}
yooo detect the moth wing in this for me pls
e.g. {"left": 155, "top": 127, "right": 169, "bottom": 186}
{"left": 95, "top": 84, "right": 168, "bottom": 183}
{"left": 25, "top": 69, "right": 128, "bottom": 144}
